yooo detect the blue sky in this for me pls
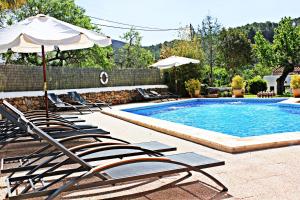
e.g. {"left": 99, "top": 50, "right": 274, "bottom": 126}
{"left": 76, "top": 0, "right": 300, "bottom": 46}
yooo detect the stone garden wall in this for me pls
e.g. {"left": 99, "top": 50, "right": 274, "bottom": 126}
{"left": 0, "top": 64, "right": 166, "bottom": 111}
{"left": 0, "top": 87, "right": 168, "bottom": 112}
{"left": 0, "top": 64, "right": 162, "bottom": 92}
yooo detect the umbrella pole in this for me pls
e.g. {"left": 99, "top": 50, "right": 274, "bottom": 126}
{"left": 174, "top": 67, "right": 177, "bottom": 94}
{"left": 41, "top": 45, "right": 49, "bottom": 118}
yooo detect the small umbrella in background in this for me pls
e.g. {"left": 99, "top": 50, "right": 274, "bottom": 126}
{"left": 0, "top": 14, "right": 111, "bottom": 116}
{"left": 150, "top": 56, "right": 200, "bottom": 93}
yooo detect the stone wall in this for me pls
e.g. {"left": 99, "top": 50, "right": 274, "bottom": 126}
{"left": 1, "top": 88, "right": 168, "bottom": 112}
{"left": 0, "top": 64, "right": 162, "bottom": 92}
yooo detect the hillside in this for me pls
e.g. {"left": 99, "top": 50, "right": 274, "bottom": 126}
{"left": 111, "top": 39, "right": 126, "bottom": 51}
{"left": 143, "top": 17, "right": 300, "bottom": 60}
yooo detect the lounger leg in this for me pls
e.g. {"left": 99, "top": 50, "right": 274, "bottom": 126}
{"left": 86, "top": 106, "right": 93, "bottom": 113}
{"left": 72, "top": 106, "right": 83, "bottom": 115}
{"left": 46, "top": 172, "right": 95, "bottom": 200}
{"left": 198, "top": 169, "right": 228, "bottom": 192}
{"left": 95, "top": 104, "right": 103, "bottom": 110}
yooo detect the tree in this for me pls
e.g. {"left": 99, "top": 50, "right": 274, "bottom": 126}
{"left": 198, "top": 15, "right": 221, "bottom": 86}
{"left": 212, "top": 66, "right": 230, "bottom": 87}
{"left": 241, "top": 63, "right": 273, "bottom": 81}
{"left": 159, "top": 33, "right": 205, "bottom": 95}
{"left": 0, "top": 0, "right": 26, "bottom": 10}
{"left": 217, "top": 28, "right": 252, "bottom": 78}
{"left": 0, "top": 0, "right": 26, "bottom": 28}
{"left": 1, "top": 0, "right": 114, "bottom": 69}
{"left": 253, "top": 17, "right": 300, "bottom": 94}
{"left": 160, "top": 36, "right": 204, "bottom": 62}
{"left": 116, "top": 28, "right": 154, "bottom": 68}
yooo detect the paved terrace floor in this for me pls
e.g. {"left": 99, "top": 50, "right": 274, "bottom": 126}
{"left": 1, "top": 105, "right": 299, "bottom": 200}
{"left": 79, "top": 106, "right": 300, "bottom": 200}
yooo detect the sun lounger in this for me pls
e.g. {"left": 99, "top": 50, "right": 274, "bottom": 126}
{"left": 48, "top": 93, "right": 92, "bottom": 114}
{"left": 150, "top": 90, "right": 179, "bottom": 99}
{"left": 1, "top": 140, "right": 176, "bottom": 174}
{"left": 0, "top": 104, "right": 176, "bottom": 177}
{"left": 68, "top": 91, "right": 111, "bottom": 110}
{"left": 0, "top": 103, "right": 109, "bottom": 148}
{"left": 137, "top": 88, "right": 164, "bottom": 101}
{"left": 0, "top": 101, "right": 100, "bottom": 134}
{"left": 149, "top": 90, "right": 180, "bottom": 100}
{"left": 5, "top": 117, "right": 227, "bottom": 200}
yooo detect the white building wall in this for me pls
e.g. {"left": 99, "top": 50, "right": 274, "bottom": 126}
{"left": 263, "top": 75, "right": 292, "bottom": 94}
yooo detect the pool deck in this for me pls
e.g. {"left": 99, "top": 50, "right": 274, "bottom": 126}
{"left": 79, "top": 110, "right": 300, "bottom": 199}
{"left": 102, "top": 99, "right": 300, "bottom": 153}
{"left": 1, "top": 108, "right": 299, "bottom": 199}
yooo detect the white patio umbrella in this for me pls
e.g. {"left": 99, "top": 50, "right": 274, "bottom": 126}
{"left": 150, "top": 56, "right": 200, "bottom": 92}
{"left": 150, "top": 56, "right": 200, "bottom": 69}
{"left": 0, "top": 14, "right": 111, "bottom": 116}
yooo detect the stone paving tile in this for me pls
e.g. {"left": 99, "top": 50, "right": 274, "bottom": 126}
{"left": 179, "top": 181, "right": 232, "bottom": 199}
{"left": 129, "top": 197, "right": 150, "bottom": 200}
{"left": 145, "top": 187, "right": 200, "bottom": 200}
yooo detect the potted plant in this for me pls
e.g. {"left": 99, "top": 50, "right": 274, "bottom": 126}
{"left": 231, "top": 75, "right": 245, "bottom": 98}
{"left": 290, "top": 75, "right": 300, "bottom": 97}
{"left": 185, "top": 79, "right": 201, "bottom": 97}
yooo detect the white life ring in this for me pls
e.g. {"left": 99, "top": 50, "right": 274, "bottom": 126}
{"left": 100, "top": 71, "right": 109, "bottom": 85}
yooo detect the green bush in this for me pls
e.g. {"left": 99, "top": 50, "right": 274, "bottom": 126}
{"left": 163, "top": 63, "right": 203, "bottom": 96}
{"left": 290, "top": 75, "right": 300, "bottom": 89}
{"left": 213, "top": 67, "right": 230, "bottom": 87}
{"left": 185, "top": 79, "right": 201, "bottom": 97}
{"left": 277, "top": 91, "right": 292, "bottom": 97}
{"left": 219, "top": 91, "right": 232, "bottom": 97}
{"left": 231, "top": 75, "right": 244, "bottom": 89}
{"left": 248, "top": 76, "right": 267, "bottom": 94}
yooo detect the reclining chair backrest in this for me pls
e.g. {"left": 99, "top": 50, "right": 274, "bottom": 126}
{"left": 19, "top": 115, "right": 92, "bottom": 169}
{"left": 48, "top": 93, "right": 65, "bottom": 106}
{"left": 0, "top": 105, "right": 28, "bottom": 131}
{"left": 3, "top": 100, "right": 24, "bottom": 116}
{"left": 137, "top": 88, "right": 150, "bottom": 98}
{"left": 68, "top": 91, "right": 86, "bottom": 104}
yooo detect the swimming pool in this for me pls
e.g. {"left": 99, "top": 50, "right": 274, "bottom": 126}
{"left": 123, "top": 98, "right": 298, "bottom": 137}
{"left": 103, "top": 98, "right": 300, "bottom": 153}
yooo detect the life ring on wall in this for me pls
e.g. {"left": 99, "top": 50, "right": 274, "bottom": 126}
{"left": 100, "top": 71, "right": 109, "bottom": 85}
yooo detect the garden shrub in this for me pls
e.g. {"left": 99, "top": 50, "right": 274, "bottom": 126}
{"left": 290, "top": 75, "right": 300, "bottom": 89}
{"left": 248, "top": 76, "right": 267, "bottom": 94}
{"left": 231, "top": 75, "right": 245, "bottom": 89}
{"left": 185, "top": 79, "right": 201, "bottom": 97}
{"left": 163, "top": 63, "right": 203, "bottom": 96}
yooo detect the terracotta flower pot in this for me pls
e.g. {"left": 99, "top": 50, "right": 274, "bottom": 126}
{"left": 194, "top": 89, "right": 200, "bottom": 98}
{"left": 293, "top": 88, "right": 300, "bottom": 98}
{"left": 233, "top": 89, "right": 244, "bottom": 98}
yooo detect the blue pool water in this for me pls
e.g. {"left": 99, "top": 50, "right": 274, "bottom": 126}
{"left": 123, "top": 98, "right": 300, "bottom": 137}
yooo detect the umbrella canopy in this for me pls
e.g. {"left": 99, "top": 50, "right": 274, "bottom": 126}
{"left": 0, "top": 14, "right": 111, "bottom": 116}
{"left": 150, "top": 56, "right": 200, "bottom": 69}
{"left": 0, "top": 14, "right": 111, "bottom": 53}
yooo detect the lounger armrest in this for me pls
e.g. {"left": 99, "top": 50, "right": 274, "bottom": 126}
{"left": 58, "top": 134, "right": 129, "bottom": 144}
{"left": 26, "top": 114, "right": 60, "bottom": 119}
{"left": 64, "top": 102, "right": 75, "bottom": 107}
{"left": 69, "top": 142, "right": 124, "bottom": 152}
{"left": 90, "top": 157, "right": 171, "bottom": 173}
{"left": 77, "top": 145, "right": 164, "bottom": 158}
{"left": 33, "top": 121, "right": 79, "bottom": 130}
{"left": 29, "top": 118, "right": 73, "bottom": 125}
